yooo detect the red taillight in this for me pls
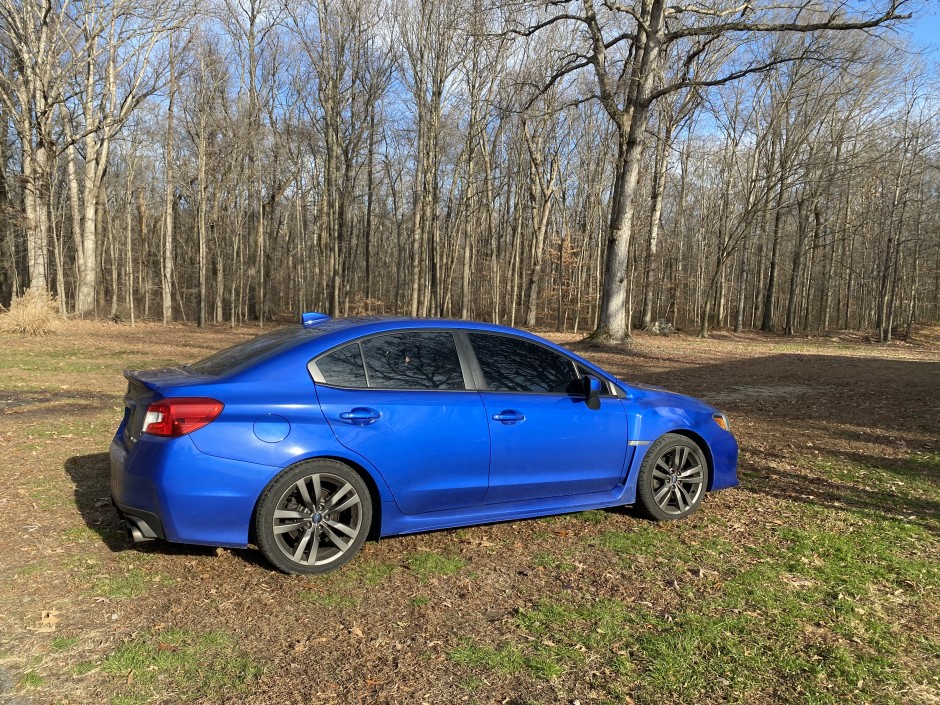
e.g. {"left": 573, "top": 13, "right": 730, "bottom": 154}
{"left": 142, "top": 398, "right": 224, "bottom": 437}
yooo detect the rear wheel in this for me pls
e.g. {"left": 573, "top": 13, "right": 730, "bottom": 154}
{"left": 635, "top": 433, "right": 707, "bottom": 521}
{"left": 256, "top": 459, "right": 372, "bottom": 574}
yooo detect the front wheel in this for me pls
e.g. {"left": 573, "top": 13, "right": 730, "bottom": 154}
{"left": 635, "top": 433, "right": 708, "bottom": 521}
{"left": 255, "top": 459, "right": 372, "bottom": 574}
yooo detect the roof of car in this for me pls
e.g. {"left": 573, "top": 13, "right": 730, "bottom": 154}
{"left": 302, "top": 316, "right": 537, "bottom": 337}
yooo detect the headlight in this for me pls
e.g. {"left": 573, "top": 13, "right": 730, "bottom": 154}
{"left": 712, "top": 412, "right": 730, "bottom": 432}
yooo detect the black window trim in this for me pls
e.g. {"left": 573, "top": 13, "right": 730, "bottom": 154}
{"left": 308, "top": 329, "right": 475, "bottom": 392}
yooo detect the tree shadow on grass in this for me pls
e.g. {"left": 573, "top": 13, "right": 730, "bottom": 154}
{"left": 740, "top": 448, "right": 939, "bottom": 535}
{"left": 577, "top": 347, "right": 940, "bottom": 532}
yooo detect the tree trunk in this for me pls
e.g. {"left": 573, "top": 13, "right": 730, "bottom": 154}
{"left": 163, "top": 40, "right": 176, "bottom": 324}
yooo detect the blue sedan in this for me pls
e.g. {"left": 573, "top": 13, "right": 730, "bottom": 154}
{"left": 110, "top": 315, "right": 738, "bottom": 574}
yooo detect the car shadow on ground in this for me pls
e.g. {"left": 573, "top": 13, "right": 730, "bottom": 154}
{"left": 64, "top": 452, "right": 127, "bottom": 552}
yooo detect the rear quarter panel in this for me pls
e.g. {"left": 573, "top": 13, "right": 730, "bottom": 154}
{"left": 177, "top": 363, "right": 397, "bottom": 506}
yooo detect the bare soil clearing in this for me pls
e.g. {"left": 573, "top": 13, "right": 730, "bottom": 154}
{"left": 0, "top": 321, "right": 937, "bottom": 705}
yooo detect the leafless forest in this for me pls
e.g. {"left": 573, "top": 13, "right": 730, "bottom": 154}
{"left": 1, "top": 0, "right": 937, "bottom": 341}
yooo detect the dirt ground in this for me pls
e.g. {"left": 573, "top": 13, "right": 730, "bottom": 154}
{"left": 0, "top": 320, "right": 937, "bottom": 705}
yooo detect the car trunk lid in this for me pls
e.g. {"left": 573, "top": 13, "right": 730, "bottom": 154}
{"left": 121, "top": 368, "right": 215, "bottom": 447}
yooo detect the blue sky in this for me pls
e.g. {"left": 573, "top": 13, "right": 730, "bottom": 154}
{"left": 907, "top": 2, "right": 940, "bottom": 53}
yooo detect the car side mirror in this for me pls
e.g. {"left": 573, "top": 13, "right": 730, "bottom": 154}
{"left": 582, "top": 375, "right": 602, "bottom": 410}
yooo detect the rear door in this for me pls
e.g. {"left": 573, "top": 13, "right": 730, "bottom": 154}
{"left": 465, "top": 332, "right": 628, "bottom": 504}
{"left": 312, "top": 331, "right": 490, "bottom": 515}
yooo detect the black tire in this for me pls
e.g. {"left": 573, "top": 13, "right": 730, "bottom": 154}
{"left": 255, "top": 459, "right": 372, "bottom": 575}
{"left": 635, "top": 433, "right": 708, "bottom": 521}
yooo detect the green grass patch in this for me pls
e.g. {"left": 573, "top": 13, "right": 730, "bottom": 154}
{"left": 94, "top": 567, "right": 153, "bottom": 599}
{"left": 51, "top": 636, "right": 79, "bottom": 650}
{"left": 596, "top": 526, "right": 671, "bottom": 553}
{"left": 408, "top": 552, "right": 464, "bottom": 580}
{"left": 532, "top": 551, "right": 575, "bottom": 571}
{"left": 27, "top": 480, "right": 75, "bottom": 510}
{"left": 13, "top": 563, "right": 47, "bottom": 577}
{"left": 18, "top": 671, "right": 45, "bottom": 688}
{"left": 449, "top": 641, "right": 564, "bottom": 680}
{"left": 573, "top": 509, "right": 609, "bottom": 524}
{"left": 73, "top": 554, "right": 166, "bottom": 599}
{"left": 73, "top": 661, "right": 97, "bottom": 676}
{"left": 100, "top": 629, "right": 262, "bottom": 703}
{"left": 352, "top": 559, "right": 398, "bottom": 585}
{"left": 812, "top": 452, "right": 940, "bottom": 491}
{"left": 64, "top": 526, "right": 100, "bottom": 542}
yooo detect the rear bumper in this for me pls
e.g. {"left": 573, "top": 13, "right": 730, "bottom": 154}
{"left": 109, "top": 432, "right": 280, "bottom": 548}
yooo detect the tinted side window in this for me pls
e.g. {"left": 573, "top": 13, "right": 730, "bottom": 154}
{"left": 361, "top": 333, "right": 465, "bottom": 390}
{"left": 468, "top": 333, "right": 579, "bottom": 393}
{"left": 317, "top": 343, "right": 368, "bottom": 388}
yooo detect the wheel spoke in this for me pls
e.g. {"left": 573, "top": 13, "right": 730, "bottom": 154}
{"left": 306, "top": 530, "right": 321, "bottom": 564}
{"left": 322, "top": 523, "right": 350, "bottom": 552}
{"left": 652, "top": 468, "right": 670, "bottom": 481}
{"left": 656, "top": 458, "right": 672, "bottom": 473}
{"left": 310, "top": 475, "right": 323, "bottom": 506}
{"left": 325, "top": 483, "right": 353, "bottom": 511}
{"left": 273, "top": 521, "right": 305, "bottom": 535}
{"left": 680, "top": 475, "right": 704, "bottom": 486}
{"left": 654, "top": 483, "right": 672, "bottom": 504}
{"left": 325, "top": 518, "right": 358, "bottom": 539}
{"left": 679, "top": 464, "right": 702, "bottom": 479}
{"left": 674, "top": 447, "right": 688, "bottom": 472}
{"left": 292, "top": 527, "right": 314, "bottom": 561}
{"left": 677, "top": 485, "right": 693, "bottom": 509}
{"left": 330, "top": 494, "right": 361, "bottom": 514}
{"left": 295, "top": 479, "right": 314, "bottom": 510}
{"left": 274, "top": 509, "right": 306, "bottom": 520}
{"left": 673, "top": 486, "right": 688, "bottom": 512}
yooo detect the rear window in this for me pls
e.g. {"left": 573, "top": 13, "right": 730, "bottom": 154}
{"left": 187, "top": 326, "right": 316, "bottom": 376}
{"left": 312, "top": 331, "right": 466, "bottom": 390}
{"left": 361, "top": 332, "right": 464, "bottom": 390}
{"left": 316, "top": 343, "right": 368, "bottom": 388}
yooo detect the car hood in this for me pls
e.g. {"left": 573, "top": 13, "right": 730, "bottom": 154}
{"left": 626, "top": 382, "right": 718, "bottom": 414}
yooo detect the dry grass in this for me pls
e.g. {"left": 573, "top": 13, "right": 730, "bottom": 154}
{"left": 0, "top": 288, "right": 62, "bottom": 336}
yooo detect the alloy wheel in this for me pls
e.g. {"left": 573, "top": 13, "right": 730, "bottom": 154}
{"left": 271, "top": 472, "right": 364, "bottom": 567}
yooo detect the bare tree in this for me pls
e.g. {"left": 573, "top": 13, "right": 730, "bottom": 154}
{"left": 517, "top": 0, "right": 910, "bottom": 341}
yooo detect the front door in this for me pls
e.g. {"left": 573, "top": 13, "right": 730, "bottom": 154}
{"left": 466, "top": 332, "right": 628, "bottom": 504}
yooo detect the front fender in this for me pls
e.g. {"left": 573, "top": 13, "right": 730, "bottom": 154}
{"left": 624, "top": 394, "right": 739, "bottom": 494}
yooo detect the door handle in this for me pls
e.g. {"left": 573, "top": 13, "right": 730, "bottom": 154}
{"left": 492, "top": 410, "right": 525, "bottom": 425}
{"left": 339, "top": 407, "right": 381, "bottom": 426}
